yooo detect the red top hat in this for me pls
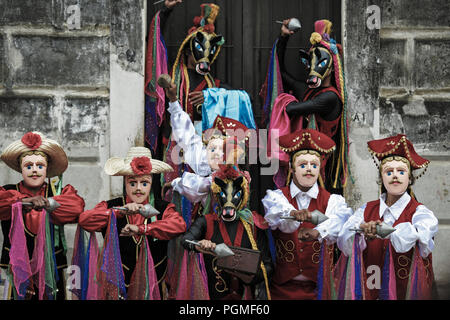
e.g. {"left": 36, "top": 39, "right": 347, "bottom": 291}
{"left": 203, "top": 115, "right": 252, "bottom": 144}
{"left": 367, "top": 134, "right": 429, "bottom": 170}
{"left": 279, "top": 129, "right": 336, "bottom": 156}
{"left": 213, "top": 116, "right": 250, "bottom": 137}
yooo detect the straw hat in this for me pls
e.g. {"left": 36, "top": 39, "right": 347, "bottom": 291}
{"left": 1, "top": 131, "right": 68, "bottom": 178}
{"left": 104, "top": 146, "right": 173, "bottom": 176}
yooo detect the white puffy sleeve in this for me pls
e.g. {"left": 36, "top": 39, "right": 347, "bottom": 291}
{"left": 337, "top": 204, "right": 367, "bottom": 257}
{"left": 315, "top": 194, "right": 353, "bottom": 244}
{"left": 389, "top": 205, "right": 438, "bottom": 258}
{"left": 171, "top": 172, "right": 212, "bottom": 205}
{"left": 262, "top": 189, "right": 300, "bottom": 233}
{"left": 168, "top": 101, "right": 211, "bottom": 176}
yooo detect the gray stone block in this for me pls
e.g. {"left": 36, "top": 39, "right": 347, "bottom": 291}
{"left": 64, "top": 0, "right": 111, "bottom": 27}
{"left": 414, "top": 40, "right": 450, "bottom": 89}
{"left": 110, "top": 0, "right": 143, "bottom": 73}
{"left": 382, "top": 0, "right": 450, "bottom": 27}
{"left": 379, "top": 97, "right": 450, "bottom": 149}
{"left": 426, "top": 100, "right": 450, "bottom": 147}
{"left": 380, "top": 39, "right": 407, "bottom": 88}
{"left": 0, "top": 97, "right": 58, "bottom": 150}
{"left": 0, "top": 34, "right": 4, "bottom": 85}
{"left": 9, "top": 35, "right": 109, "bottom": 87}
{"left": 62, "top": 163, "right": 108, "bottom": 211}
{"left": 0, "top": 0, "right": 110, "bottom": 28}
{"left": 61, "top": 97, "right": 109, "bottom": 155}
{"left": 344, "top": 0, "right": 381, "bottom": 127}
{"left": 433, "top": 224, "right": 450, "bottom": 299}
{"left": 0, "top": 0, "right": 53, "bottom": 26}
{"left": 414, "top": 160, "right": 450, "bottom": 221}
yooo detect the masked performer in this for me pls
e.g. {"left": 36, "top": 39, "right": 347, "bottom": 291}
{"left": 145, "top": 1, "right": 227, "bottom": 158}
{"left": 181, "top": 164, "right": 272, "bottom": 300}
{"left": 163, "top": 83, "right": 258, "bottom": 299}
{"left": 165, "top": 82, "right": 252, "bottom": 198}
{"left": 262, "top": 19, "right": 350, "bottom": 192}
{"left": 337, "top": 134, "right": 438, "bottom": 300}
{"left": 262, "top": 129, "right": 352, "bottom": 300}
{"left": 0, "top": 131, "right": 85, "bottom": 300}
{"left": 78, "top": 147, "right": 186, "bottom": 300}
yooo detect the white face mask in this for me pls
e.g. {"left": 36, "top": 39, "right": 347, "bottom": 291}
{"left": 21, "top": 154, "right": 48, "bottom": 189}
{"left": 206, "top": 138, "right": 224, "bottom": 171}
{"left": 125, "top": 175, "right": 152, "bottom": 204}
{"left": 291, "top": 153, "right": 321, "bottom": 188}
{"left": 381, "top": 160, "right": 410, "bottom": 196}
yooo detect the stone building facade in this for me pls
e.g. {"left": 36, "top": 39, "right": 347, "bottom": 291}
{"left": 0, "top": 0, "right": 449, "bottom": 298}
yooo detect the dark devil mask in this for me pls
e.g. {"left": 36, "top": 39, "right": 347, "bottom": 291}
{"left": 211, "top": 165, "right": 250, "bottom": 222}
{"left": 299, "top": 46, "right": 333, "bottom": 89}
{"left": 189, "top": 31, "right": 224, "bottom": 75}
{"left": 177, "top": 3, "right": 225, "bottom": 76}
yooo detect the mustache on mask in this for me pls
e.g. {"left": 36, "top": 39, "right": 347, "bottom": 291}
{"left": 302, "top": 173, "right": 315, "bottom": 177}
{"left": 27, "top": 173, "right": 43, "bottom": 177}
{"left": 389, "top": 179, "right": 401, "bottom": 184}
{"left": 133, "top": 190, "right": 145, "bottom": 195}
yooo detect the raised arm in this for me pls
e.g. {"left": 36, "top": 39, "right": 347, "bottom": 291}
{"left": 276, "top": 19, "right": 307, "bottom": 99}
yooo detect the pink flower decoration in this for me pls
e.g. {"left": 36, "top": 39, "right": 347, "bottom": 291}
{"left": 21, "top": 132, "right": 42, "bottom": 150}
{"left": 130, "top": 157, "right": 152, "bottom": 175}
{"left": 203, "top": 24, "right": 215, "bottom": 34}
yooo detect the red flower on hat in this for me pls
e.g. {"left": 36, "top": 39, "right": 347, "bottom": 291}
{"left": 212, "top": 164, "right": 251, "bottom": 184}
{"left": 130, "top": 157, "right": 152, "bottom": 175}
{"left": 21, "top": 132, "right": 42, "bottom": 150}
{"left": 203, "top": 24, "right": 215, "bottom": 34}
{"left": 193, "top": 16, "right": 202, "bottom": 27}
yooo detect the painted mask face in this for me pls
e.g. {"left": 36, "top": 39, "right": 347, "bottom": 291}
{"left": 213, "top": 176, "right": 244, "bottom": 222}
{"left": 125, "top": 175, "right": 152, "bottom": 204}
{"left": 300, "top": 46, "right": 333, "bottom": 88}
{"left": 381, "top": 159, "right": 410, "bottom": 197}
{"left": 21, "top": 154, "right": 48, "bottom": 189}
{"left": 291, "top": 152, "right": 321, "bottom": 188}
{"left": 206, "top": 138, "right": 224, "bottom": 171}
{"left": 189, "top": 31, "right": 224, "bottom": 75}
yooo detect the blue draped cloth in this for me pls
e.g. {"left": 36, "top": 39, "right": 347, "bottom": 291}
{"left": 201, "top": 88, "right": 257, "bottom": 133}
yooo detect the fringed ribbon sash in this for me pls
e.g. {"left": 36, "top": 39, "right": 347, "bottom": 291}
{"left": 9, "top": 202, "right": 32, "bottom": 299}
{"left": 99, "top": 209, "right": 127, "bottom": 300}
{"left": 128, "top": 237, "right": 160, "bottom": 300}
{"left": 316, "top": 240, "right": 337, "bottom": 300}
{"left": 9, "top": 202, "right": 58, "bottom": 300}
{"left": 145, "top": 10, "right": 168, "bottom": 153}
{"left": 334, "top": 234, "right": 365, "bottom": 300}
{"left": 379, "top": 242, "right": 397, "bottom": 300}
{"left": 260, "top": 38, "right": 284, "bottom": 128}
{"left": 405, "top": 245, "right": 432, "bottom": 300}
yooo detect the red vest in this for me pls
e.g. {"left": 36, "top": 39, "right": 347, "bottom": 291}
{"left": 362, "top": 197, "right": 434, "bottom": 299}
{"left": 271, "top": 186, "right": 331, "bottom": 285}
